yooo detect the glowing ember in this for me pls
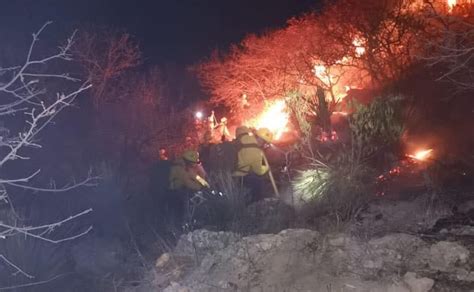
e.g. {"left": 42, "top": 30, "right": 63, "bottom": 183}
{"left": 247, "top": 99, "right": 289, "bottom": 140}
{"left": 448, "top": 0, "right": 456, "bottom": 11}
{"left": 408, "top": 149, "right": 433, "bottom": 161}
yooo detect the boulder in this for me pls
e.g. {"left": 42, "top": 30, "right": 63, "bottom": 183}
{"left": 155, "top": 229, "right": 471, "bottom": 292}
{"left": 428, "top": 241, "right": 470, "bottom": 272}
{"left": 240, "top": 198, "right": 294, "bottom": 234}
{"left": 354, "top": 195, "right": 452, "bottom": 236}
{"left": 163, "top": 282, "right": 191, "bottom": 292}
{"left": 174, "top": 229, "right": 240, "bottom": 261}
{"left": 456, "top": 199, "right": 474, "bottom": 214}
{"left": 403, "top": 272, "right": 434, "bottom": 292}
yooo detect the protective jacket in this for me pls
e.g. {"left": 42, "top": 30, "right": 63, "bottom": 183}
{"left": 233, "top": 134, "right": 269, "bottom": 177}
{"left": 169, "top": 158, "right": 207, "bottom": 191}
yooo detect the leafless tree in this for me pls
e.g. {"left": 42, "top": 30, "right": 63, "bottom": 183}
{"left": 73, "top": 28, "right": 141, "bottom": 109}
{"left": 422, "top": 1, "right": 474, "bottom": 93}
{"left": 0, "top": 22, "right": 96, "bottom": 285}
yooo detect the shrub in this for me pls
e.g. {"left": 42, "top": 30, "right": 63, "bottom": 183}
{"left": 292, "top": 96, "right": 404, "bottom": 221}
{"left": 293, "top": 147, "right": 376, "bottom": 220}
{"left": 189, "top": 171, "right": 249, "bottom": 231}
{"left": 349, "top": 96, "right": 404, "bottom": 157}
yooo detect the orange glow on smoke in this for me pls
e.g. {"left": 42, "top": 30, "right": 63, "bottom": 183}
{"left": 247, "top": 99, "right": 290, "bottom": 140}
{"left": 408, "top": 149, "right": 433, "bottom": 161}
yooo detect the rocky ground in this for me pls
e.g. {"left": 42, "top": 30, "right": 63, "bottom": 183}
{"left": 122, "top": 193, "right": 474, "bottom": 292}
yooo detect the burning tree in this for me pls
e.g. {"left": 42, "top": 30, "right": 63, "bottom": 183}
{"left": 195, "top": 17, "right": 344, "bottom": 139}
{"left": 196, "top": 0, "right": 465, "bottom": 217}
{"left": 0, "top": 23, "right": 95, "bottom": 286}
{"left": 318, "top": 0, "right": 425, "bottom": 86}
{"left": 195, "top": 0, "right": 470, "bottom": 200}
{"left": 195, "top": 15, "right": 349, "bottom": 112}
{"left": 195, "top": 0, "right": 427, "bottom": 140}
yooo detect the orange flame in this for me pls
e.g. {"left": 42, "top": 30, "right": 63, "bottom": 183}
{"left": 448, "top": 0, "right": 456, "bottom": 11}
{"left": 353, "top": 37, "right": 366, "bottom": 57}
{"left": 247, "top": 99, "right": 289, "bottom": 140}
{"left": 311, "top": 36, "right": 367, "bottom": 104}
{"left": 313, "top": 64, "right": 332, "bottom": 86}
{"left": 408, "top": 149, "right": 433, "bottom": 161}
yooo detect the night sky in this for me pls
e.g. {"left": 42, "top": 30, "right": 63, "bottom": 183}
{"left": 0, "top": 0, "right": 320, "bottom": 65}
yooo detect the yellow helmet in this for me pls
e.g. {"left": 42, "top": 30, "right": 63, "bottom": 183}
{"left": 182, "top": 150, "right": 199, "bottom": 163}
{"left": 256, "top": 128, "right": 273, "bottom": 143}
{"left": 235, "top": 126, "right": 250, "bottom": 137}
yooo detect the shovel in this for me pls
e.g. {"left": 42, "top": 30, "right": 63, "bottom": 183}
{"left": 263, "top": 153, "right": 280, "bottom": 197}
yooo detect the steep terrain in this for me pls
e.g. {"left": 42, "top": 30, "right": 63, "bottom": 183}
{"left": 125, "top": 194, "right": 474, "bottom": 292}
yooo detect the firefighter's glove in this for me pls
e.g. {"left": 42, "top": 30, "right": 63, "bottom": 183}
{"left": 195, "top": 175, "right": 210, "bottom": 188}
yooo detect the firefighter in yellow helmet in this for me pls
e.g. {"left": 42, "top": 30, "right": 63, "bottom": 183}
{"left": 233, "top": 126, "right": 273, "bottom": 176}
{"left": 233, "top": 127, "right": 273, "bottom": 177}
{"left": 166, "top": 150, "right": 210, "bottom": 228}
{"left": 233, "top": 127, "right": 274, "bottom": 203}
{"left": 169, "top": 150, "right": 209, "bottom": 191}
{"left": 256, "top": 128, "right": 274, "bottom": 145}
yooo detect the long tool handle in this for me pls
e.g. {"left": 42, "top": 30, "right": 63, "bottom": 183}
{"left": 263, "top": 153, "right": 280, "bottom": 197}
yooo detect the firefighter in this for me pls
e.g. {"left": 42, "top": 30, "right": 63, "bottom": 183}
{"left": 233, "top": 127, "right": 273, "bottom": 176}
{"left": 208, "top": 110, "right": 218, "bottom": 131}
{"left": 167, "top": 150, "right": 209, "bottom": 227}
{"left": 234, "top": 125, "right": 251, "bottom": 143}
{"left": 233, "top": 127, "right": 274, "bottom": 202}
{"left": 169, "top": 150, "right": 209, "bottom": 191}
{"left": 219, "top": 117, "right": 230, "bottom": 141}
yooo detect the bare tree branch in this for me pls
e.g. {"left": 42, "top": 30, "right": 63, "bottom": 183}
{"left": 0, "top": 255, "right": 34, "bottom": 279}
{"left": 73, "top": 28, "right": 141, "bottom": 109}
{"left": 0, "top": 209, "right": 93, "bottom": 241}
{"left": 421, "top": 2, "right": 474, "bottom": 92}
{"left": 0, "top": 22, "right": 94, "bottom": 285}
{"left": 0, "top": 273, "right": 72, "bottom": 291}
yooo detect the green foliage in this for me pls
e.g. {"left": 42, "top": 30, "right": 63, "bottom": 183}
{"left": 349, "top": 96, "right": 404, "bottom": 156}
{"left": 293, "top": 148, "right": 375, "bottom": 219}
{"left": 293, "top": 167, "right": 330, "bottom": 202}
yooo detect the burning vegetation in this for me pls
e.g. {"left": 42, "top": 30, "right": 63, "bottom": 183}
{"left": 196, "top": 0, "right": 471, "bottom": 139}
{"left": 2, "top": 0, "right": 474, "bottom": 290}
{"left": 246, "top": 99, "right": 290, "bottom": 140}
{"left": 409, "top": 149, "right": 434, "bottom": 162}
{"left": 193, "top": 0, "right": 474, "bottom": 216}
